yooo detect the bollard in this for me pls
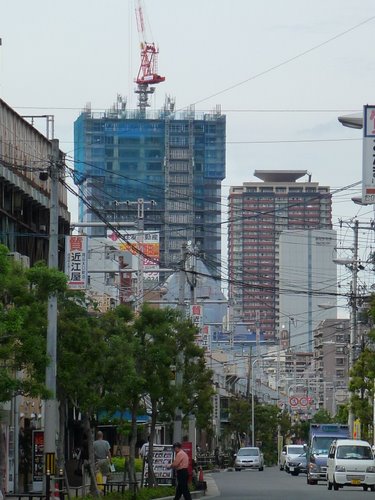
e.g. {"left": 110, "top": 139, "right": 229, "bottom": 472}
{"left": 46, "top": 471, "right": 51, "bottom": 500}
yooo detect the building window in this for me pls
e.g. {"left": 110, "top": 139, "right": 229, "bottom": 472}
{"left": 336, "top": 369, "right": 345, "bottom": 379}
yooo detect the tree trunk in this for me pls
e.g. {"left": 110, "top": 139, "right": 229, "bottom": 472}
{"left": 0, "top": 422, "right": 6, "bottom": 496}
{"left": 128, "top": 400, "right": 139, "bottom": 493}
{"left": 57, "top": 400, "right": 65, "bottom": 471}
{"left": 146, "top": 399, "right": 158, "bottom": 488}
{"left": 82, "top": 414, "right": 100, "bottom": 497}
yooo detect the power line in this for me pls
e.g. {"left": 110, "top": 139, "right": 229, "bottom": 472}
{"left": 184, "top": 15, "right": 375, "bottom": 108}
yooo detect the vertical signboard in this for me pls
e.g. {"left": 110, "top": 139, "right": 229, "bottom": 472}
{"left": 141, "top": 444, "right": 174, "bottom": 486}
{"left": 32, "top": 430, "right": 44, "bottom": 491}
{"left": 362, "top": 105, "right": 375, "bottom": 204}
{"left": 190, "top": 304, "right": 203, "bottom": 328}
{"left": 65, "top": 235, "right": 88, "bottom": 289}
{"left": 181, "top": 442, "right": 193, "bottom": 482}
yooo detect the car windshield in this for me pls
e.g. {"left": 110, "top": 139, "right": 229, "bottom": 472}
{"left": 238, "top": 448, "right": 259, "bottom": 456}
{"left": 312, "top": 437, "right": 335, "bottom": 455}
{"left": 336, "top": 445, "right": 373, "bottom": 460}
{"left": 288, "top": 447, "right": 303, "bottom": 455}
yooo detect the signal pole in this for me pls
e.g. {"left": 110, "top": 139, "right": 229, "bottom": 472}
{"left": 44, "top": 139, "right": 60, "bottom": 478}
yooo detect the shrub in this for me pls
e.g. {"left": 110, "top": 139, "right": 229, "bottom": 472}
{"left": 111, "top": 457, "right": 143, "bottom": 473}
{"left": 82, "top": 486, "right": 176, "bottom": 500}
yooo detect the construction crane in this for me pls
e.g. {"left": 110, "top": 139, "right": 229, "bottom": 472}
{"left": 134, "top": 0, "right": 165, "bottom": 116}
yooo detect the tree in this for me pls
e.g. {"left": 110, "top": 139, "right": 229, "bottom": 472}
{"left": 0, "top": 251, "right": 67, "bottom": 494}
{"left": 311, "top": 409, "right": 333, "bottom": 424}
{"left": 57, "top": 292, "right": 113, "bottom": 495}
{"left": 100, "top": 305, "right": 141, "bottom": 493}
{"left": 350, "top": 348, "right": 375, "bottom": 441}
{"left": 227, "top": 398, "right": 251, "bottom": 450}
{"left": 254, "top": 404, "right": 279, "bottom": 465}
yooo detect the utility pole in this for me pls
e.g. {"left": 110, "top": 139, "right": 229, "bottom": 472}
{"left": 173, "top": 244, "right": 188, "bottom": 443}
{"left": 348, "top": 219, "right": 359, "bottom": 437}
{"left": 136, "top": 199, "right": 144, "bottom": 312}
{"left": 44, "top": 138, "right": 60, "bottom": 479}
{"left": 335, "top": 218, "right": 363, "bottom": 438}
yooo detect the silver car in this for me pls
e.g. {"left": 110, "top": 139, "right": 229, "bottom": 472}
{"left": 234, "top": 447, "right": 264, "bottom": 471}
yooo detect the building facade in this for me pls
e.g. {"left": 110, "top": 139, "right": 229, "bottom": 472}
{"left": 74, "top": 101, "right": 226, "bottom": 276}
{"left": 313, "top": 319, "right": 350, "bottom": 415}
{"left": 0, "top": 98, "right": 70, "bottom": 266}
{"left": 279, "top": 229, "right": 337, "bottom": 351}
{"left": 228, "top": 170, "right": 332, "bottom": 341}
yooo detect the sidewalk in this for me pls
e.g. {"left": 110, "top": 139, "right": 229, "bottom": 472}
{"left": 157, "top": 472, "right": 220, "bottom": 500}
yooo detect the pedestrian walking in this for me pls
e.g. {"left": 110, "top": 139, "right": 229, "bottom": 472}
{"left": 168, "top": 442, "right": 192, "bottom": 500}
{"left": 93, "top": 430, "right": 112, "bottom": 483}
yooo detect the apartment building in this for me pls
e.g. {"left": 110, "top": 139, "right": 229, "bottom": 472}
{"left": 313, "top": 319, "right": 350, "bottom": 414}
{"left": 228, "top": 170, "right": 332, "bottom": 341}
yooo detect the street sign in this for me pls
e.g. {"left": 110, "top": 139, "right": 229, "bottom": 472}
{"left": 289, "top": 396, "right": 299, "bottom": 407}
{"left": 299, "top": 397, "right": 308, "bottom": 407}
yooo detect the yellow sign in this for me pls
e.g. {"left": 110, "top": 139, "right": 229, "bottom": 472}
{"left": 353, "top": 418, "right": 361, "bottom": 440}
{"left": 45, "top": 452, "right": 56, "bottom": 474}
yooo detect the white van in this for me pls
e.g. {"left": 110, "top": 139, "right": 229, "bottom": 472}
{"left": 327, "top": 439, "right": 375, "bottom": 491}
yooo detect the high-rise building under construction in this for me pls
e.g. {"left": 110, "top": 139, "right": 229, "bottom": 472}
{"left": 74, "top": 99, "right": 226, "bottom": 273}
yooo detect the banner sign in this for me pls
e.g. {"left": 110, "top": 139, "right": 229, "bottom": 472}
{"left": 32, "top": 430, "right": 44, "bottom": 491}
{"left": 141, "top": 444, "right": 174, "bottom": 486}
{"left": 362, "top": 105, "right": 375, "bottom": 204}
{"left": 65, "top": 235, "right": 88, "bottom": 289}
{"left": 106, "top": 230, "right": 160, "bottom": 279}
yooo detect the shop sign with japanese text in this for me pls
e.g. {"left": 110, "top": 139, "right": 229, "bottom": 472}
{"left": 65, "top": 235, "right": 88, "bottom": 289}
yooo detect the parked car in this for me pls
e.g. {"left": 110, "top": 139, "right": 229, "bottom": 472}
{"left": 234, "top": 447, "right": 264, "bottom": 471}
{"left": 286, "top": 452, "right": 307, "bottom": 476}
{"left": 280, "top": 444, "right": 305, "bottom": 471}
{"left": 327, "top": 439, "right": 375, "bottom": 491}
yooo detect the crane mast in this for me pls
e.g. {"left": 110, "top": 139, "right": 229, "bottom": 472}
{"left": 134, "top": 0, "right": 165, "bottom": 116}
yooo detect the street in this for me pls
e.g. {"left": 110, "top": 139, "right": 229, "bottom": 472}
{"left": 205, "top": 466, "right": 373, "bottom": 499}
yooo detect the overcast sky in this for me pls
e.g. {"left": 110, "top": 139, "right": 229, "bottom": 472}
{"left": 1, "top": 0, "right": 375, "bottom": 288}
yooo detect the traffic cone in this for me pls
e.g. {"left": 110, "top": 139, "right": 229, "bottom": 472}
{"left": 198, "top": 466, "right": 204, "bottom": 482}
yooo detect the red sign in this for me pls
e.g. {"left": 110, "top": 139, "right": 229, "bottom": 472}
{"left": 299, "top": 397, "right": 308, "bottom": 407}
{"left": 289, "top": 397, "right": 299, "bottom": 407}
{"left": 181, "top": 441, "right": 193, "bottom": 482}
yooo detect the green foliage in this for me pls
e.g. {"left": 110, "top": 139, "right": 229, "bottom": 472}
{"left": 57, "top": 292, "right": 112, "bottom": 414}
{"left": 349, "top": 348, "right": 375, "bottom": 441}
{"left": 278, "top": 410, "right": 292, "bottom": 442}
{"left": 335, "top": 404, "right": 349, "bottom": 424}
{"left": 228, "top": 397, "right": 251, "bottom": 440}
{"left": 111, "top": 457, "right": 143, "bottom": 473}
{"left": 27, "top": 262, "right": 67, "bottom": 299}
{"left": 0, "top": 250, "right": 68, "bottom": 402}
{"left": 254, "top": 404, "right": 279, "bottom": 465}
{"left": 80, "top": 485, "right": 176, "bottom": 500}
{"left": 311, "top": 409, "right": 333, "bottom": 424}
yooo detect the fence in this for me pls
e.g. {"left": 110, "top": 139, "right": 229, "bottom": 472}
{"left": 196, "top": 453, "right": 232, "bottom": 469}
